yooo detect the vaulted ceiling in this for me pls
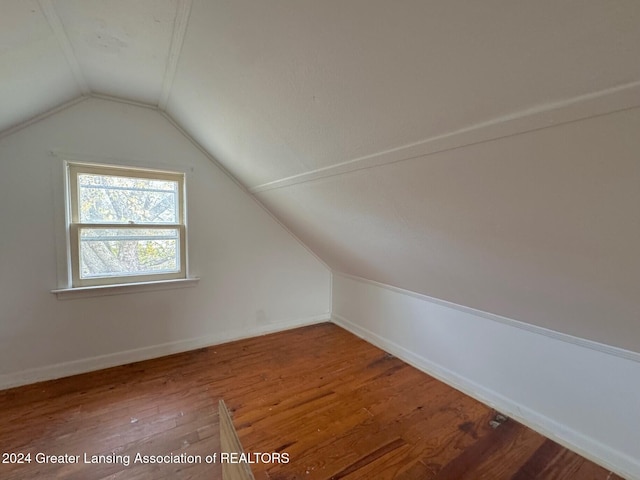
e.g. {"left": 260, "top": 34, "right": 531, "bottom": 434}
{"left": 2, "top": 0, "right": 640, "bottom": 351}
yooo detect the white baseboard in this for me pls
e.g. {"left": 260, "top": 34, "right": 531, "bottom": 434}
{"left": 332, "top": 312, "right": 640, "bottom": 480}
{"left": 0, "top": 314, "right": 329, "bottom": 391}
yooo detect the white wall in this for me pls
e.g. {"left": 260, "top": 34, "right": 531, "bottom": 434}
{"left": 332, "top": 273, "right": 640, "bottom": 479}
{"left": 0, "top": 97, "right": 330, "bottom": 389}
{"left": 259, "top": 105, "right": 640, "bottom": 353}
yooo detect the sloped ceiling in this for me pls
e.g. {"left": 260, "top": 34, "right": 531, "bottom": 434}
{"left": 1, "top": 0, "right": 639, "bottom": 350}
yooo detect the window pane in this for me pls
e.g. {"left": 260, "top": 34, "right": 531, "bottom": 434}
{"left": 78, "top": 174, "right": 179, "bottom": 224}
{"left": 79, "top": 228, "right": 180, "bottom": 279}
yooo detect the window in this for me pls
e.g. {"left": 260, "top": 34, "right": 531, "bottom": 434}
{"left": 67, "top": 163, "right": 186, "bottom": 287}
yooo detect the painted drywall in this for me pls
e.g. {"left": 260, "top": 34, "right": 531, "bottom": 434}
{"left": 0, "top": 0, "right": 82, "bottom": 132}
{"left": 0, "top": 97, "right": 330, "bottom": 388}
{"left": 168, "top": 0, "right": 640, "bottom": 187}
{"left": 52, "top": 0, "right": 178, "bottom": 105}
{"left": 259, "top": 107, "right": 640, "bottom": 353}
{"left": 3, "top": 1, "right": 640, "bottom": 177}
{"left": 2, "top": 1, "right": 639, "bottom": 359}
{"left": 332, "top": 273, "right": 640, "bottom": 479}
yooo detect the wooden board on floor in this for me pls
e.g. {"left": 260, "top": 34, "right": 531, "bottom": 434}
{"left": 219, "top": 399, "right": 255, "bottom": 480}
{"left": 0, "top": 323, "right": 623, "bottom": 480}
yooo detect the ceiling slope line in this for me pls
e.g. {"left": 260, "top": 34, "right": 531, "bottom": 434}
{"left": 332, "top": 272, "right": 640, "bottom": 364}
{"left": 0, "top": 96, "right": 89, "bottom": 141}
{"left": 90, "top": 92, "right": 158, "bottom": 111}
{"left": 158, "top": 0, "right": 193, "bottom": 111}
{"left": 2, "top": 86, "right": 332, "bottom": 274}
{"left": 249, "top": 81, "right": 640, "bottom": 194}
{"left": 158, "top": 109, "right": 332, "bottom": 272}
{"left": 37, "top": 0, "right": 90, "bottom": 95}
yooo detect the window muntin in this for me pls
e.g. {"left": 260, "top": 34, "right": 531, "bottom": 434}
{"left": 68, "top": 163, "right": 186, "bottom": 287}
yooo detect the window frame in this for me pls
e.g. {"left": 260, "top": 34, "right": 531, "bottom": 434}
{"left": 67, "top": 162, "right": 187, "bottom": 288}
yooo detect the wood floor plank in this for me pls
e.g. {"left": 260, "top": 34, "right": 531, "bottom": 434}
{"left": 0, "top": 323, "right": 623, "bottom": 480}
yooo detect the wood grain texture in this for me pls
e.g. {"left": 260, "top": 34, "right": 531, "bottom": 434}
{"left": 220, "top": 399, "right": 255, "bottom": 480}
{"left": 0, "top": 323, "right": 623, "bottom": 479}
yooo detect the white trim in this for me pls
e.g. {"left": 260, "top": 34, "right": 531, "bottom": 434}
{"left": 331, "top": 313, "right": 638, "bottom": 480}
{"left": 0, "top": 314, "right": 329, "bottom": 391}
{"left": 159, "top": 0, "right": 193, "bottom": 110}
{"left": 50, "top": 149, "right": 190, "bottom": 173}
{"left": 4, "top": 93, "right": 330, "bottom": 279}
{"left": 90, "top": 92, "right": 158, "bottom": 110}
{"left": 65, "top": 161, "right": 187, "bottom": 287}
{"left": 250, "top": 81, "right": 640, "bottom": 193}
{"left": 52, "top": 155, "right": 73, "bottom": 287}
{"left": 51, "top": 277, "right": 199, "bottom": 300}
{"left": 328, "top": 271, "right": 334, "bottom": 319}
{"left": 52, "top": 93, "right": 330, "bottom": 273}
{"left": 38, "top": 0, "right": 90, "bottom": 95}
{"left": 50, "top": 151, "right": 196, "bottom": 290}
{"left": 333, "top": 272, "right": 640, "bottom": 363}
{"left": 0, "top": 96, "right": 88, "bottom": 140}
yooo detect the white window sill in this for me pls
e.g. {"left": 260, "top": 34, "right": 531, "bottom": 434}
{"left": 51, "top": 277, "right": 200, "bottom": 300}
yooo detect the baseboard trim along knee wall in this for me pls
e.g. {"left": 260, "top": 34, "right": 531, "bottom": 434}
{"left": 0, "top": 314, "right": 329, "bottom": 391}
{"left": 331, "top": 272, "right": 640, "bottom": 480}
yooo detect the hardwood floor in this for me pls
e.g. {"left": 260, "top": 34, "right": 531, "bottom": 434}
{"left": 0, "top": 323, "right": 623, "bottom": 479}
